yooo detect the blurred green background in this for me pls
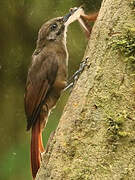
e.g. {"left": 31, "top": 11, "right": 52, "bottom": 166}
{"left": 0, "top": 0, "right": 101, "bottom": 180}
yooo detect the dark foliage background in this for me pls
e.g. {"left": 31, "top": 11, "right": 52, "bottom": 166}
{"left": 0, "top": 0, "right": 101, "bottom": 179}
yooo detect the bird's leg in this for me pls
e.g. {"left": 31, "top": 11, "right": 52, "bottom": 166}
{"left": 64, "top": 57, "right": 89, "bottom": 91}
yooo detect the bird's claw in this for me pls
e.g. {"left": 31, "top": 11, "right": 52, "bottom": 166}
{"left": 64, "top": 57, "right": 89, "bottom": 91}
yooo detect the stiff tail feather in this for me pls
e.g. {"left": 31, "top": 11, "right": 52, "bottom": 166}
{"left": 31, "top": 120, "right": 41, "bottom": 179}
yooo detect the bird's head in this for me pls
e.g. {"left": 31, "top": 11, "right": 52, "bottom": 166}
{"left": 36, "top": 7, "right": 84, "bottom": 49}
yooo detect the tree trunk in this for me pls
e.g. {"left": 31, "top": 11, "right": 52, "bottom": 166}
{"left": 36, "top": 0, "right": 135, "bottom": 179}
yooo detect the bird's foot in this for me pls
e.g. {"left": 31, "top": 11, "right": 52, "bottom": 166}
{"left": 64, "top": 57, "right": 89, "bottom": 91}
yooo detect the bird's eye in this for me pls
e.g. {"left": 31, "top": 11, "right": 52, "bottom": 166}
{"left": 50, "top": 23, "right": 58, "bottom": 30}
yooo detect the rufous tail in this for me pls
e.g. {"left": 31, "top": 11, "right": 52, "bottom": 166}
{"left": 31, "top": 120, "right": 44, "bottom": 179}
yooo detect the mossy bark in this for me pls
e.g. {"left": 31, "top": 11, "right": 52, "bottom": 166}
{"left": 36, "top": 0, "right": 135, "bottom": 179}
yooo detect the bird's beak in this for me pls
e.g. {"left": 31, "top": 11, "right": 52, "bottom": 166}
{"left": 63, "top": 7, "right": 84, "bottom": 26}
{"left": 63, "top": 7, "right": 78, "bottom": 22}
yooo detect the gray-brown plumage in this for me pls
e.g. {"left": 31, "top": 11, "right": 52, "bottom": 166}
{"left": 24, "top": 7, "right": 85, "bottom": 179}
{"left": 25, "top": 17, "right": 68, "bottom": 179}
{"left": 25, "top": 18, "right": 68, "bottom": 131}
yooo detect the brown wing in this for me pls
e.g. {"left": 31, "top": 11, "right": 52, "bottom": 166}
{"left": 24, "top": 53, "right": 58, "bottom": 130}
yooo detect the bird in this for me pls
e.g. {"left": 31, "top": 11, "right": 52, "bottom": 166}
{"left": 24, "top": 7, "right": 85, "bottom": 179}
